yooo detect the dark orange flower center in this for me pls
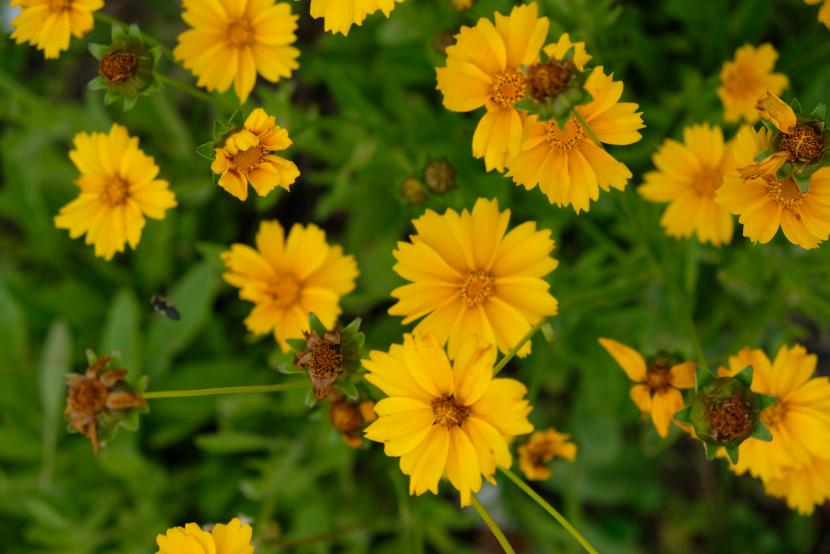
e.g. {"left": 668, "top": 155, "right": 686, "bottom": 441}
{"left": 101, "top": 177, "right": 130, "bottom": 206}
{"left": 460, "top": 271, "right": 494, "bottom": 307}
{"left": 764, "top": 176, "right": 803, "bottom": 210}
{"left": 526, "top": 59, "right": 574, "bottom": 102}
{"left": 778, "top": 123, "right": 823, "bottom": 163}
{"left": 693, "top": 168, "right": 724, "bottom": 196}
{"left": 226, "top": 19, "right": 254, "bottom": 47}
{"left": 100, "top": 51, "right": 137, "bottom": 83}
{"left": 232, "top": 146, "right": 265, "bottom": 174}
{"left": 431, "top": 395, "right": 470, "bottom": 427}
{"left": 645, "top": 360, "right": 672, "bottom": 394}
{"left": 544, "top": 116, "right": 587, "bottom": 151}
{"left": 489, "top": 69, "right": 526, "bottom": 108}
{"left": 707, "top": 394, "right": 753, "bottom": 443}
{"left": 269, "top": 274, "right": 300, "bottom": 307}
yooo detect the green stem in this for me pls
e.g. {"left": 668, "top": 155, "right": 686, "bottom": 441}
{"left": 154, "top": 72, "right": 215, "bottom": 104}
{"left": 493, "top": 319, "right": 546, "bottom": 375}
{"left": 143, "top": 382, "right": 306, "bottom": 400}
{"left": 471, "top": 495, "right": 515, "bottom": 554}
{"left": 499, "top": 468, "right": 598, "bottom": 554}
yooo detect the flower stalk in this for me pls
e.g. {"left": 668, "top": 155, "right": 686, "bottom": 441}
{"left": 142, "top": 381, "right": 307, "bottom": 400}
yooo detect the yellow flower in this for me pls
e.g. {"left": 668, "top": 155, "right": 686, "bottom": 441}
{"left": 764, "top": 457, "right": 830, "bottom": 515}
{"left": 449, "top": 0, "right": 473, "bottom": 10}
{"left": 174, "top": 0, "right": 299, "bottom": 104}
{"left": 805, "top": 0, "right": 830, "bottom": 29}
{"left": 436, "top": 3, "right": 550, "bottom": 172}
{"left": 638, "top": 124, "right": 735, "bottom": 246}
{"left": 388, "top": 198, "right": 558, "bottom": 358}
{"left": 221, "top": 220, "right": 358, "bottom": 350}
{"left": 518, "top": 427, "right": 577, "bottom": 481}
{"left": 717, "top": 43, "right": 789, "bottom": 123}
{"left": 10, "top": 0, "right": 103, "bottom": 59}
{"left": 211, "top": 108, "right": 300, "bottom": 201}
{"left": 54, "top": 124, "right": 177, "bottom": 261}
{"left": 717, "top": 345, "right": 830, "bottom": 483}
{"left": 598, "top": 338, "right": 696, "bottom": 438}
{"left": 156, "top": 518, "right": 253, "bottom": 554}
{"left": 309, "top": 0, "right": 404, "bottom": 35}
{"left": 363, "top": 333, "right": 533, "bottom": 506}
{"left": 716, "top": 126, "right": 830, "bottom": 249}
{"left": 507, "top": 67, "right": 644, "bottom": 213}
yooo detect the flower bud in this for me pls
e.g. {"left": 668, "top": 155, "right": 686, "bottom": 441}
{"left": 423, "top": 159, "right": 456, "bottom": 194}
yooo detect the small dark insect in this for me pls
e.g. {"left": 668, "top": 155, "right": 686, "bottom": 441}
{"left": 150, "top": 294, "right": 181, "bottom": 321}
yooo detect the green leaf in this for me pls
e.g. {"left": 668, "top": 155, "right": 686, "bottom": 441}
{"left": 0, "top": 280, "right": 27, "bottom": 371}
{"left": 195, "top": 431, "right": 276, "bottom": 454}
{"left": 38, "top": 320, "right": 72, "bottom": 486}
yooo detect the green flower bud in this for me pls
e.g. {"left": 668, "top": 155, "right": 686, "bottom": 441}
{"left": 88, "top": 24, "right": 162, "bottom": 111}
{"left": 675, "top": 366, "right": 775, "bottom": 463}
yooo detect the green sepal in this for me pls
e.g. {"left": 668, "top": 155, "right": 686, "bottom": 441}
{"left": 791, "top": 98, "right": 804, "bottom": 116}
{"left": 336, "top": 378, "right": 359, "bottom": 401}
{"left": 88, "top": 43, "right": 108, "bottom": 60}
{"left": 751, "top": 421, "right": 772, "bottom": 442}
{"left": 541, "top": 323, "right": 555, "bottom": 343}
{"left": 127, "top": 23, "right": 143, "bottom": 43}
{"left": 674, "top": 404, "right": 693, "bottom": 425}
{"left": 795, "top": 173, "right": 812, "bottom": 193}
{"left": 213, "top": 111, "right": 242, "bottom": 143}
{"left": 276, "top": 363, "right": 303, "bottom": 375}
{"left": 695, "top": 367, "right": 714, "bottom": 391}
{"left": 758, "top": 393, "right": 777, "bottom": 410}
{"left": 87, "top": 75, "right": 108, "bottom": 91}
{"left": 702, "top": 442, "right": 716, "bottom": 461}
{"left": 735, "top": 365, "right": 753, "bottom": 388}
{"left": 267, "top": 348, "right": 294, "bottom": 371}
{"left": 103, "top": 89, "right": 118, "bottom": 106}
{"left": 725, "top": 445, "right": 740, "bottom": 464}
{"left": 304, "top": 387, "right": 317, "bottom": 408}
{"left": 122, "top": 95, "right": 138, "bottom": 112}
{"left": 150, "top": 46, "right": 162, "bottom": 64}
{"left": 308, "top": 313, "right": 327, "bottom": 336}
{"left": 85, "top": 349, "right": 99, "bottom": 366}
{"left": 285, "top": 338, "right": 308, "bottom": 352}
{"left": 196, "top": 141, "right": 216, "bottom": 160}
{"left": 111, "top": 23, "right": 128, "bottom": 44}
{"left": 340, "top": 318, "right": 365, "bottom": 375}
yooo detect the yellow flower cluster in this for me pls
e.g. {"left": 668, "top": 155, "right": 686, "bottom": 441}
{"left": 436, "top": 3, "right": 644, "bottom": 213}
{"left": 156, "top": 518, "right": 253, "bottom": 554}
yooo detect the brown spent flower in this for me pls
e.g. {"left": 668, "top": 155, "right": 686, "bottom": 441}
{"left": 65, "top": 355, "right": 146, "bottom": 453}
{"left": 518, "top": 428, "right": 577, "bottom": 481}
{"left": 401, "top": 176, "right": 427, "bottom": 204}
{"left": 328, "top": 396, "right": 376, "bottom": 447}
{"left": 423, "top": 159, "right": 456, "bottom": 194}
{"left": 295, "top": 326, "right": 344, "bottom": 400}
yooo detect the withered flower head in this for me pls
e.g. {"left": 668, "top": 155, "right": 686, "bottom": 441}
{"left": 401, "top": 176, "right": 427, "bottom": 204}
{"left": 328, "top": 395, "right": 376, "bottom": 448}
{"left": 423, "top": 159, "right": 456, "bottom": 194}
{"left": 65, "top": 352, "right": 147, "bottom": 453}
{"left": 295, "top": 326, "right": 343, "bottom": 400}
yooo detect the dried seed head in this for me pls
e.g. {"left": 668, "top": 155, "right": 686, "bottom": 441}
{"left": 423, "top": 159, "right": 456, "bottom": 194}
{"left": 328, "top": 396, "right": 375, "bottom": 448}
{"left": 295, "top": 327, "right": 344, "bottom": 400}
{"left": 401, "top": 176, "right": 427, "bottom": 204}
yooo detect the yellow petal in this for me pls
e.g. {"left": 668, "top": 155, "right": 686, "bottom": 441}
{"left": 755, "top": 91, "right": 797, "bottom": 132}
{"left": 598, "top": 338, "right": 647, "bottom": 382}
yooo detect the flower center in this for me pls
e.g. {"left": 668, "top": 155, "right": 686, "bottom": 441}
{"left": 489, "top": 69, "right": 526, "bottom": 108}
{"left": 460, "top": 271, "right": 494, "bottom": 307}
{"left": 308, "top": 341, "right": 342, "bottom": 379}
{"left": 723, "top": 66, "right": 760, "bottom": 97}
{"left": 693, "top": 168, "right": 724, "bottom": 196}
{"left": 269, "top": 274, "right": 299, "bottom": 307}
{"left": 526, "top": 59, "right": 574, "bottom": 102}
{"left": 226, "top": 20, "right": 254, "bottom": 47}
{"left": 48, "top": 0, "right": 72, "bottom": 12}
{"left": 778, "top": 123, "right": 823, "bottom": 164}
{"left": 764, "top": 176, "right": 803, "bottom": 210}
{"left": 760, "top": 400, "right": 786, "bottom": 428}
{"left": 67, "top": 378, "right": 109, "bottom": 415}
{"left": 100, "top": 51, "right": 137, "bottom": 83}
{"left": 431, "top": 395, "right": 470, "bottom": 427}
{"left": 101, "top": 176, "right": 130, "bottom": 206}
{"left": 231, "top": 146, "right": 265, "bottom": 174}
{"left": 706, "top": 394, "right": 753, "bottom": 444}
{"left": 543, "top": 115, "right": 586, "bottom": 151}
{"left": 645, "top": 358, "right": 672, "bottom": 393}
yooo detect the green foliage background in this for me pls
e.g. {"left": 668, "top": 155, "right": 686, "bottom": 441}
{"left": 1, "top": 0, "right": 830, "bottom": 552}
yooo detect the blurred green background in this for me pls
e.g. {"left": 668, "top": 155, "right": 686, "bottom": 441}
{"left": 1, "top": 0, "right": 830, "bottom": 552}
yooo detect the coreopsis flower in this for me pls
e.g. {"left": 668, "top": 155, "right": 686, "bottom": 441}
{"left": 507, "top": 67, "right": 645, "bottom": 213}
{"left": 54, "top": 124, "right": 177, "bottom": 261}
{"left": 10, "top": 0, "right": 103, "bottom": 59}
{"left": 717, "top": 43, "right": 789, "bottom": 123}
{"left": 211, "top": 108, "right": 300, "bottom": 201}
{"left": 598, "top": 338, "right": 696, "bottom": 438}
{"left": 221, "top": 220, "right": 358, "bottom": 350}
{"left": 518, "top": 427, "right": 577, "bottom": 481}
{"left": 717, "top": 345, "right": 830, "bottom": 482}
{"left": 388, "top": 198, "right": 558, "bottom": 358}
{"left": 156, "top": 518, "right": 253, "bottom": 554}
{"left": 764, "top": 457, "right": 830, "bottom": 515}
{"left": 364, "top": 333, "right": 534, "bottom": 506}
{"left": 309, "top": 0, "right": 404, "bottom": 35}
{"left": 716, "top": 125, "right": 830, "bottom": 249}
{"left": 65, "top": 354, "right": 146, "bottom": 453}
{"left": 174, "top": 0, "right": 299, "bottom": 103}
{"left": 805, "top": 0, "right": 830, "bottom": 28}
{"left": 436, "top": 3, "right": 550, "bottom": 171}
{"left": 638, "top": 123, "right": 736, "bottom": 246}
